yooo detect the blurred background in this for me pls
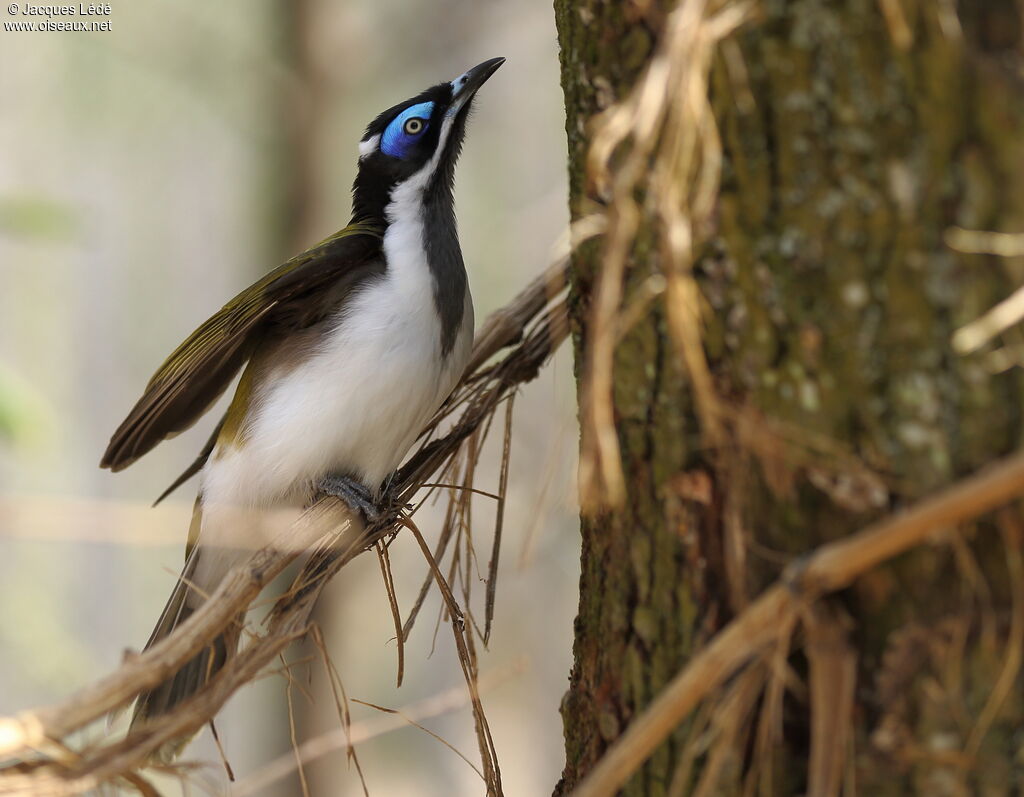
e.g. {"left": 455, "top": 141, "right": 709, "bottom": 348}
{"left": 0, "top": 2, "right": 578, "bottom": 794}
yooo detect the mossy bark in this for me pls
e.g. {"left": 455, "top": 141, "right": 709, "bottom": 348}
{"left": 555, "top": 1, "right": 1024, "bottom": 794}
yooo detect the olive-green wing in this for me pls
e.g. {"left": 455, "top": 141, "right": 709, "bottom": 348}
{"left": 101, "top": 221, "right": 383, "bottom": 472}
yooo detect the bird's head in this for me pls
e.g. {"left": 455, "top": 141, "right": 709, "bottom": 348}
{"left": 351, "top": 57, "right": 505, "bottom": 224}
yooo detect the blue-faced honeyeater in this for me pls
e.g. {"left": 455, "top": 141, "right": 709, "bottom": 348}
{"left": 101, "top": 58, "right": 505, "bottom": 734}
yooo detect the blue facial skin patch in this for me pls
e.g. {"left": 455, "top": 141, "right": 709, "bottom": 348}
{"left": 381, "top": 101, "right": 434, "bottom": 159}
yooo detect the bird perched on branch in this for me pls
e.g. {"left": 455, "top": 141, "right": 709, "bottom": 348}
{"left": 101, "top": 57, "right": 505, "bottom": 737}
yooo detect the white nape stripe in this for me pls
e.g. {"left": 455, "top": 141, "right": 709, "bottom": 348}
{"left": 358, "top": 134, "right": 380, "bottom": 159}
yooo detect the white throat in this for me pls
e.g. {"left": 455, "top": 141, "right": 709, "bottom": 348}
{"left": 388, "top": 115, "right": 454, "bottom": 209}
{"left": 380, "top": 114, "right": 455, "bottom": 281}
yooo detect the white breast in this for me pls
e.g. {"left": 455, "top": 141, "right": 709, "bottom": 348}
{"left": 201, "top": 208, "right": 473, "bottom": 510}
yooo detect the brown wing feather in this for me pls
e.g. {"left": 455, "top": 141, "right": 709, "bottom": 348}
{"left": 101, "top": 223, "right": 383, "bottom": 472}
{"left": 100, "top": 302, "right": 274, "bottom": 471}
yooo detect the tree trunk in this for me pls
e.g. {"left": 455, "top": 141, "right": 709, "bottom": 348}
{"left": 555, "top": 1, "right": 1024, "bottom": 794}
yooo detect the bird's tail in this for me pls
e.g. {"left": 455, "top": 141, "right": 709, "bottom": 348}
{"left": 128, "top": 573, "right": 233, "bottom": 728}
{"left": 128, "top": 511, "right": 241, "bottom": 753}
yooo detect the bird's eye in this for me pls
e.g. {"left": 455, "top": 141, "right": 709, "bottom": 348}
{"left": 380, "top": 102, "right": 433, "bottom": 158}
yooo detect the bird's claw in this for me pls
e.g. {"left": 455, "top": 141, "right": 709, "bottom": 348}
{"left": 319, "top": 474, "right": 384, "bottom": 525}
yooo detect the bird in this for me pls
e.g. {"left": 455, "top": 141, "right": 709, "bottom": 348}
{"left": 101, "top": 57, "right": 505, "bottom": 733}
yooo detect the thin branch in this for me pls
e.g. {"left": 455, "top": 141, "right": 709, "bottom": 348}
{"left": 403, "top": 517, "right": 502, "bottom": 794}
{"left": 230, "top": 665, "right": 520, "bottom": 797}
{"left": 483, "top": 393, "right": 515, "bottom": 644}
{"left": 376, "top": 542, "right": 406, "bottom": 688}
{"left": 350, "top": 698, "right": 484, "bottom": 781}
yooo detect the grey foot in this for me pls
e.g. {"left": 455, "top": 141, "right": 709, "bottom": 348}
{"left": 319, "top": 474, "right": 383, "bottom": 524}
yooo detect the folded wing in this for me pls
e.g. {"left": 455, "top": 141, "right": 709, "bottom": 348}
{"left": 101, "top": 222, "right": 384, "bottom": 472}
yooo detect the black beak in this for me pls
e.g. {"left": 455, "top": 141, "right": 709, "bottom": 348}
{"left": 448, "top": 57, "right": 505, "bottom": 116}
